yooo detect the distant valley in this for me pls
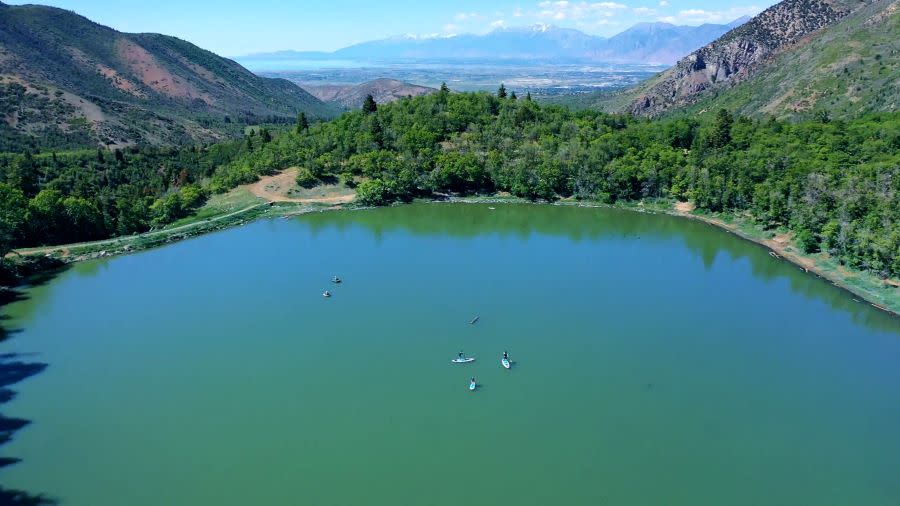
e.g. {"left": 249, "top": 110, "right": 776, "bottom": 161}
{"left": 258, "top": 62, "right": 665, "bottom": 100}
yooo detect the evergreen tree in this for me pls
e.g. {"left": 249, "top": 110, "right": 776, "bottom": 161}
{"left": 525, "top": 92, "right": 532, "bottom": 101}
{"left": 710, "top": 109, "right": 733, "bottom": 148}
{"left": 370, "top": 117, "right": 384, "bottom": 149}
{"left": 362, "top": 94, "right": 378, "bottom": 114}
{"left": 497, "top": 84, "right": 507, "bottom": 99}
{"left": 96, "top": 148, "right": 105, "bottom": 164}
{"left": 510, "top": 91, "right": 517, "bottom": 101}
{"left": 261, "top": 128, "right": 272, "bottom": 144}
{"left": 296, "top": 112, "right": 309, "bottom": 134}
{"left": 440, "top": 82, "right": 450, "bottom": 93}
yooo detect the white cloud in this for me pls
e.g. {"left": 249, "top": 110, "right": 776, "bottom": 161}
{"left": 665, "top": 5, "right": 761, "bottom": 24}
{"left": 536, "top": 1, "right": 627, "bottom": 23}
{"left": 439, "top": 0, "right": 755, "bottom": 38}
{"left": 454, "top": 12, "right": 483, "bottom": 21}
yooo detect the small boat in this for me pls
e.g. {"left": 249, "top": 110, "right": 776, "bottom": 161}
{"left": 469, "top": 378, "right": 477, "bottom": 391}
{"left": 469, "top": 315, "right": 480, "bottom": 325}
{"left": 331, "top": 276, "right": 342, "bottom": 284}
{"left": 322, "top": 291, "right": 331, "bottom": 298}
{"left": 452, "top": 351, "right": 475, "bottom": 363}
{"left": 501, "top": 357, "right": 511, "bottom": 369}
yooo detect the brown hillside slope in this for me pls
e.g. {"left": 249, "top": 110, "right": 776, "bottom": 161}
{"left": 0, "top": 2, "right": 334, "bottom": 149}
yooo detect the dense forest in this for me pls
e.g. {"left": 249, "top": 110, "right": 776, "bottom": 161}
{"left": 2, "top": 90, "right": 899, "bottom": 280}
{"left": 0, "top": 129, "right": 276, "bottom": 255}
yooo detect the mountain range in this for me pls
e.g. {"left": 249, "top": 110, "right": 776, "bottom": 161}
{"left": 239, "top": 18, "right": 751, "bottom": 66}
{"left": 0, "top": 2, "right": 334, "bottom": 150}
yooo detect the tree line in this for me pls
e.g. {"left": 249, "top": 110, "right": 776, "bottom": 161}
{"left": 1, "top": 88, "right": 898, "bottom": 280}
{"left": 240, "top": 88, "right": 897, "bottom": 278}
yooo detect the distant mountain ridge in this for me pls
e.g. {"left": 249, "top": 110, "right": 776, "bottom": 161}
{"left": 0, "top": 2, "right": 334, "bottom": 149}
{"left": 302, "top": 79, "right": 436, "bottom": 110}
{"left": 240, "top": 19, "right": 751, "bottom": 66}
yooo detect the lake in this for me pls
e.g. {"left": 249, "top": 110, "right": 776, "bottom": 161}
{"left": 1, "top": 203, "right": 898, "bottom": 505}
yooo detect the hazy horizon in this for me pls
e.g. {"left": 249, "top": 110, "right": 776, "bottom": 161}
{"left": 3, "top": 0, "right": 771, "bottom": 56}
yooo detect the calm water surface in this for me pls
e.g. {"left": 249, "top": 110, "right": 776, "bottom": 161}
{"left": 1, "top": 203, "right": 899, "bottom": 505}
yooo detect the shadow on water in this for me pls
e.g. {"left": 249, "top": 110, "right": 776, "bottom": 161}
{"left": 0, "top": 354, "right": 56, "bottom": 505}
{"left": 301, "top": 202, "right": 900, "bottom": 333}
{"left": 0, "top": 259, "right": 67, "bottom": 505}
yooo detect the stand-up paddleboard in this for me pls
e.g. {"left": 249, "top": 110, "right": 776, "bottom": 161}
{"left": 501, "top": 357, "right": 511, "bottom": 369}
{"left": 469, "top": 316, "right": 480, "bottom": 325}
{"left": 469, "top": 380, "right": 477, "bottom": 391}
{"left": 452, "top": 357, "right": 475, "bottom": 364}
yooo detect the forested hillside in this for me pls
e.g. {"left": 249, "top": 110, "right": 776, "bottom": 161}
{"left": 0, "top": 133, "right": 256, "bottom": 255}
{"left": 2, "top": 91, "right": 898, "bottom": 281}
{"left": 0, "top": 2, "right": 334, "bottom": 151}
{"left": 212, "top": 91, "right": 900, "bottom": 279}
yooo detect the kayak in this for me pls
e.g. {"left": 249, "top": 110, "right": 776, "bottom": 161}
{"left": 469, "top": 381, "right": 477, "bottom": 391}
{"left": 452, "top": 357, "right": 475, "bottom": 364}
{"left": 501, "top": 357, "right": 511, "bottom": 369}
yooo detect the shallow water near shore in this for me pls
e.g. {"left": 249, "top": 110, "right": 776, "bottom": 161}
{"left": 1, "top": 203, "right": 899, "bottom": 505}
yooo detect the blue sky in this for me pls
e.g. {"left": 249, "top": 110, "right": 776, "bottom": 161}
{"left": 6, "top": 0, "right": 773, "bottom": 55}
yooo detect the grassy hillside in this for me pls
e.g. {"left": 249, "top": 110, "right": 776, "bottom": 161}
{"left": 587, "top": 0, "right": 896, "bottom": 120}
{"left": 679, "top": 0, "right": 898, "bottom": 119}
{"left": 0, "top": 2, "right": 335, "bottom": 150}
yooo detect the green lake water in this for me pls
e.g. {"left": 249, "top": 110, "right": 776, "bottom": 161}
{"left": 1, "top": 203, "right": 899, "bottom": 505}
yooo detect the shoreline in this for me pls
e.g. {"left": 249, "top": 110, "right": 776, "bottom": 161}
{"left": 666, "top": 206, "right": 899, "bottom": 318}
{"left": 449, "top": 196, "right": 899, "bottom": 318}
{"left": 8, "top": 190, "right": 898, "bottom": 318}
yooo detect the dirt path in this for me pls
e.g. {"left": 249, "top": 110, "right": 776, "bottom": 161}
{"left": 12, "top": 203, "right": 265, "bottom": 257}
{"left": 249, "top": 168, "right": 355, "bottom": 204}
{"left": 12, "top": 171, "right": 355, "bottom": 258}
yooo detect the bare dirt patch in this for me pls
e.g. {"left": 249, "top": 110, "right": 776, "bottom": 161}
{"left": 248, "top": 168, "right": 355, "bottom": 205}
{"left": 118, "top": 39, "right": 211, "bottom": 104}
{"left": 772, "top": 232, "right": 792, "bottom": 245}
{"left": 59, "top": 90, "right": 105, "bottom": 123}
{"left": 674, "top": 201, "right": 696, "bottom": 213}
{"left": 96, "top": 63, "right": 145, "bottom": 97}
